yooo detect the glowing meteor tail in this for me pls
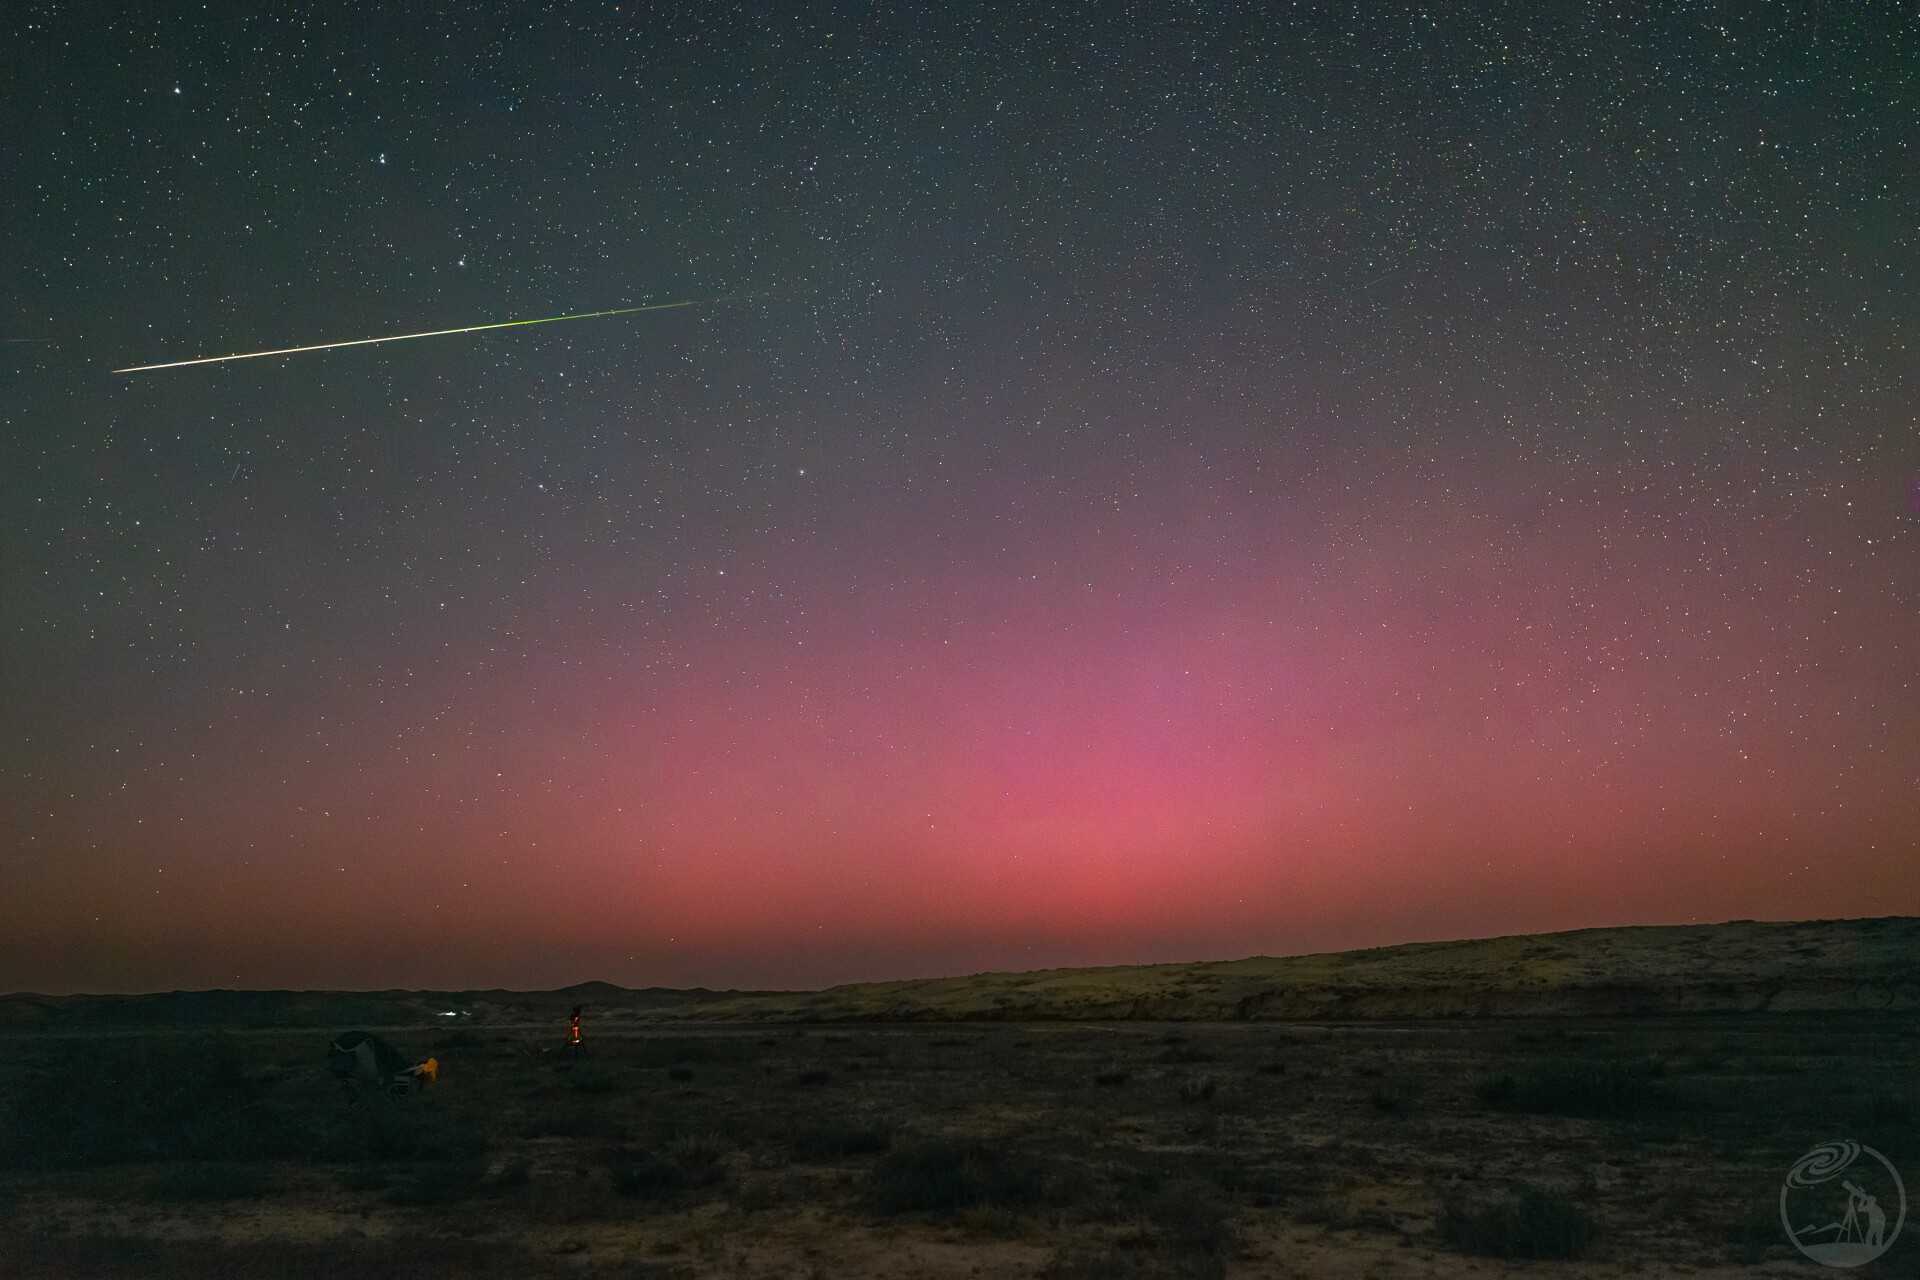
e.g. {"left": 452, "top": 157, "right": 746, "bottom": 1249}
{"left": 112, "top": 299, "right": 713, "bottom": 373}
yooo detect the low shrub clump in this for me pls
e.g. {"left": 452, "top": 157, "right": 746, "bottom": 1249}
{"left": 319, "top": 1102, "right": 489, "bottom": 1163}
{"left": 1441, "top": 1185, "right": 1591, "bottom": 1258}
{"left": 1157, "top": 1044, "right": 1214, "bottom": 1064}
{"left": 385, "top": 1159, "right": 488, "bottom": 1207}
{"left": 567, "top": 1067, "right": 618, "bottom": 1094}
{"left": 1045, "top": 1250, "right": 1225, "bottom": 1280}
{"left": 610, "top": 1155, "right": 687, "bottom": 1200}
{"left": 149, "top": 1161, "right": 277, "bottom": 1202}
{"left": 490, "top": 1158, "right": 532, "bottom": 1189}
{"left": 607, "top": 1133, "right": 727, "bottom": 1202}
{"left": 1044, "top": 1178, "right": 1238, "bottom": 1278}
{"left": 869, "top": 1140, "right": 1044, "bottom": 1216}
{"left": 1476, "top": 1057, "right": 1665, "bottom": 1118}
{"left": 666, "top": 1132, "right": 728, "bottom": 1182}
{"left": 1179, "top": 1074, "right": 1217, "bottom": 1103}
{"left": 518, "top": 1102, "right": 618, "bottom": 1140}
{"left": 1150, "top": 1178, "right": 1240, "bottom": 1257}
{"left": 788, "top": 1122, "right": 891, "bottom": 1160}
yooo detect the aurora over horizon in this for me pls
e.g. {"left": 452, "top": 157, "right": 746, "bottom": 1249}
{"left": 4, "top": 3, "right": 1917, "bottom": 996}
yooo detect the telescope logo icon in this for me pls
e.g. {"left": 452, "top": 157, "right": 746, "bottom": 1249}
{"left": 1780, "top": 1140, "right": 1905, "bottom": 1267}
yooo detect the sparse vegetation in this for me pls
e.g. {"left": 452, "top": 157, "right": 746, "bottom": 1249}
{"left": 0, "top": 1235, "right": 588, "bottom": 1278}
{"left": 1, "top": 1036, "right": 302, "bottom": 1167}
{"left": 1178, "top": 1074, "right": 1217, "bottom": 1103}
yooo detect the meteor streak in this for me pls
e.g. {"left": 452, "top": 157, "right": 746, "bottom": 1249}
{"left": 113, "top": 299, "right": 711, "bottom": 373}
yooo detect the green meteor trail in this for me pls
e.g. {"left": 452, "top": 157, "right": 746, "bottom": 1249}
{"left": 112, "top": 299, "right": 710, "bottom": 373}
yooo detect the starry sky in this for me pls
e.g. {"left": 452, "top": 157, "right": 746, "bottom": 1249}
{"left": 4, "top": 2, "right": 1916, "bottom": 995}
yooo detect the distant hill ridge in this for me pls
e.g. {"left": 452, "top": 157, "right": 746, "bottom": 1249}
{"left": 684, "top": 916, "right": 1918, "bottom": 1023}
{"left": 3, "top": 917, "right": 1913, "bottom": 1029}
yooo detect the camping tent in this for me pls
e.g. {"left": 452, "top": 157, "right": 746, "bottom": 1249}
{"left": 328, "top": 1031, "right": 435, "bottom": 1095}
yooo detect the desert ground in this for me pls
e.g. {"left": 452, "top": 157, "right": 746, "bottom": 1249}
{"left": 1, "top": 918, "right": 1914, "bottom": 1278}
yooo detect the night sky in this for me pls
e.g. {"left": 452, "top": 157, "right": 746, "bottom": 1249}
{"left": 4, "top": 3, "right": 1916, "bottom": 995}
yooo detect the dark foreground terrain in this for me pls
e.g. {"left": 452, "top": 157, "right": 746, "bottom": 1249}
{"left": 1, "top": 1011, "right": 1913, "bottom": 1278}
{"left": 2, "top": 920, "right": 1914, "bottom": 1276}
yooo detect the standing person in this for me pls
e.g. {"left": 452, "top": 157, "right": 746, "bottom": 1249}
{"left": 1861, "top": 1189, "right": 1886, "bottom": 1248}
{"left": 565, "top": 1004, "right": 586, "bottom": 1061}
